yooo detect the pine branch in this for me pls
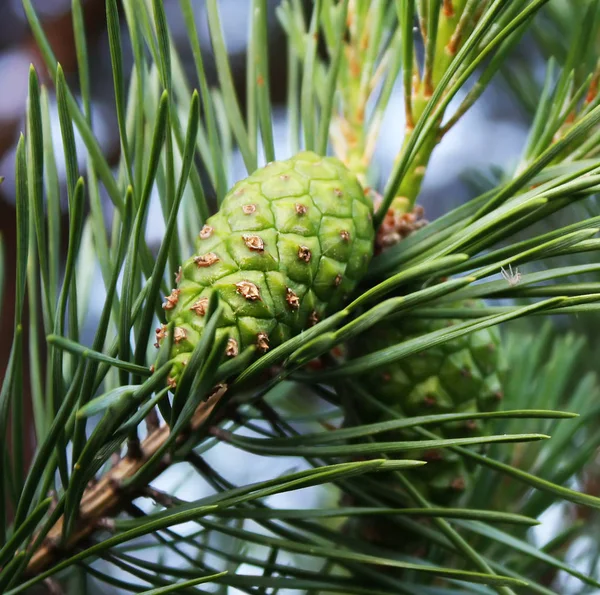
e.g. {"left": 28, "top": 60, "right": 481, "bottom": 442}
{"left": 6, "top": 1, "right": 600, "bottom": 592}
{"left": 25, "top": 385, "right": 227, "bottom": 576}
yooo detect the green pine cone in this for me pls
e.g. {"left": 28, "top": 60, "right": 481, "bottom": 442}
{"left": 156, "top": 151, "right": 375, "bottom": 386}
{"left": 352, "top": 300, "right": 506, "bottom": 504}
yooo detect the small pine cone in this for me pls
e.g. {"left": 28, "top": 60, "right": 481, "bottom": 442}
{"left": 155, "top": 151, "right": 375, "bottom": 385}
{"left": 349, "top": 299, "right": 506, "bottom": 505}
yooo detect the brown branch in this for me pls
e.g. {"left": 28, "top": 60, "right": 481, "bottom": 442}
{"left": 44, "top": 578, "right": 64, "bottom": 595}
{"left": 145, "top": 407, "right": 160, "bottom": 432}
{"left": 141, "top": 486, "right": 182, "bottom": 509}
{"left": 25, "top": 384, "right": 228, "bottom": 577}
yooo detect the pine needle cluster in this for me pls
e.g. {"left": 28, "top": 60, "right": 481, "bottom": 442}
{"left": 3, "top": 1, "right": 600, "bottom": 593}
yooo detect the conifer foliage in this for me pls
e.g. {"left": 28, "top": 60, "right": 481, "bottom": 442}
{"left": 3, "top": 1, "right": 600, "bottom": 593}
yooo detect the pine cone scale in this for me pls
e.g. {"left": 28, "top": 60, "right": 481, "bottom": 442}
{"left": 158, "top": 151, "right": 375, "bottom": 384}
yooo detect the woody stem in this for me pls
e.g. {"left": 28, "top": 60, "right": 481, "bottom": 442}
{"left": 24, "top": 388, "right": 227, "bottom": 580}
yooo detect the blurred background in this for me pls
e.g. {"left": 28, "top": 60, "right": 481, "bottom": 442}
{"left": 0, "top": 1, "right": 551, "bottom": 593}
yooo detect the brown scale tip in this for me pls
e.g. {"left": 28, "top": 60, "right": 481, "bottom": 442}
{"left": 242, "top": 203, "right": 257, "bottom": 214}
{"left": 339, "top": 230, "right": 350, "bottom": 242}
{"left": 298, "top": 245, "right": 312, "bottom": 262}
{"left": 307, "top": 358, "right": 324, "bottom": 371}
{"left": 256, "top": 332, "right": 270, "bottom": 352}
{"left": 225, "top": 338, "right": 239, "bottom": 357}
{"left": 149, "top": 365, "right": 155, "bottom": 373}
{"left": 451, "top": 477, "right": 467, "bottom": 491}
{"left": 194, "top": 252, "right": 219, "bottom": 267}
{"left": 460, "top": 365, "right": 472, "bottom": 378}
{"left": 243, "top": 234, "right": 265, "bottom": 252}
{"left": 333, "top": 187, "right": 343, "bottom": 197}
{"left": 423, "top": 395, "right": 437, "bottom": 407}
{"left": 465, "top": 420, "right": 478, "bottom": 431}
{"left": 280, "top": 174, "right": 290, "bottom": 181}
{"left": 190, "top": 297, "right": 209, "bottom": 316}
{"left": 236, "top": 281, "right": 261, "bottom": 301}
{"left": 331, "top": 346, "right": 343, "bottom": 358}
{"left": 494, "top": 390, "right": 504, "bottom": 401}
{"left": 334, "top": 274, "right": 343, "bottom": 287}
{"left": 173, "top": 327, "right": 187, "bottom": 344}
{"left": 175, "top": 266, "right": 183, "bottom": 284}
{"left": 167, "top": 377, "right": 177, "bottom": 389}
{"left": 286, "top": 288, "right": 300, "bottom": 309}
{"left": 308, "top": 310, "right": 319, "bottom": 326}
{"left": 162, "top": 288, "right": 181, "bottom": 310}
{"left": 382, "top": 372, "right": 391, "bottom": 382}
{"left": 295, "top": 203, "right": 307, "bottom": 215}
{"left": 199, "top": 225, "right": 214, "bottom": 239}
{"left": 154, "top": 324, "right": 168, "bottom": 348}
{"left": 423, "top": 449, "right": 443, "bottom": 462}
